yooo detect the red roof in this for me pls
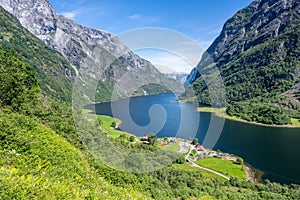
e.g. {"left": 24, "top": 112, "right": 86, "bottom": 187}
{"left": 196, "top": 145, "right": 204, "bottom": 150}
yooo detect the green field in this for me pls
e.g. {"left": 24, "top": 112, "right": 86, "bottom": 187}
{"left": 0, "top": 111, "right": 146, "bottom": 199}
{"left": 291, "top": 118, "right": 300, "bottom": 127}
{"left": 97, "top": 115, "right": 128, "bottom": 138}
{"left": 196, "top": 158, "right": 246, "bottom": 179}
{"left": 197, "top": 107, "right": 240, "bottom": 120}
{"left": 82, "top": 110, "right": 131, "bottom": 139}
{"left": 172, "top": 163, "right": 224, "bottom": 180}
{"left": 163, "top": 142, "right": 180, "bottom": 152}
{"left": 92, "top": 115, "right": 246, "bottom": 180}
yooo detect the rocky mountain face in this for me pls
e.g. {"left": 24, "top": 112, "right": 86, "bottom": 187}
{"left": 186, "top": 0, "right": 300, "bottom": 85}
{"left": 183, "top": 0, "right": 300, "bottom": 125}
{"left": 0, "top": 6, "right": 75, "bottom": 102}
{"left": 0, "top": 0, "right": 183, "bottom": 103}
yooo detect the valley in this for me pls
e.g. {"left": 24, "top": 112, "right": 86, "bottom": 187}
{"left": 0, "top": 0, "right": 300, "bottom": 199}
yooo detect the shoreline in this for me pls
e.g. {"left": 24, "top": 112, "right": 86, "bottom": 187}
{"left": 208, "top": 150, "right": 260, "bottom": 182}
{"left": 87, "top": 94, "right": 300, "bottom": 128}
{"left": 245, "top": 163, "right": 263, "bottom": 183}
{"left": 88, "top": 111, "right": 259, "bottom": 182}
{"left": 172, "top": 137, "right": 263, "bottom": 183}
{"left": 91, "top": 92, "right": 176, "bottom": 105}
{"left": 197, "top": 107, "right": 300, "bottom": 128}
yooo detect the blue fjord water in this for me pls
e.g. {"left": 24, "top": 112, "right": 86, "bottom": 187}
{"left": 88, "top": 93, "right": 300, "bottom": 184}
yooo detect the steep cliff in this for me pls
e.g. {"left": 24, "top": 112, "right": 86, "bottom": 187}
{"left": 183, "top": 0, "right": 300, "bottom": 125}
{"left": 0, "top": 0, "right": 183, "bottom": 103}
{"left": 186, "top": 0, "right": 300, "bottom": 84}
{"left": 0, "top": 6, "right": 75, "bottom": 101}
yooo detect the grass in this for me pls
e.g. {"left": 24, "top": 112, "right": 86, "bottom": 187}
{"left": 0, "top": 32, "right": 13, "bottom": 41}
{"left": 161, "top": 142, "right": 180, "bottom": 152}
{"left": 197, "top": 107, "right": 240, "bottom": 121}
{"left": 82, "top": 109, "right": 130, "bottom": 139}
{"left": 97, "top": 115, "right": 127, "bottom": 138}
{"left": 172, "top": 163, "right": 223, "bottom": 180}
{"left": 291, "top": 118, "right": 300, "bottom": 126}
{"left": 0, "top": 111, "right": 146, "bottom": 199}
{"left": 196, "top": 158, "right": 246, "bottom": 179}
{"left": 86, "top": 111, "right": 246, "bottom": 181}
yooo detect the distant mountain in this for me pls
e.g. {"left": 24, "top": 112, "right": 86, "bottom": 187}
{"left": 183, "top": 0, "right": 300, "bottom": 125}
{"left": 0, "top": 0, "right": 183, "bottom": 103}
{"left": 165, "top": 73, "right": 189, "bottom": 85}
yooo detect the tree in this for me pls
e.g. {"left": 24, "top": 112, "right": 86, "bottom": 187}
{"left": 236, "top": 157, "right": 244, "bottom": 170}
{"left": 97, "top": 118, "right": 103, "bottom": 126}
{"left": 110, "top": 121, "right": 116, "bottom": 128}
{"left": 176, "top": 155, "right": 186, "bottom": 164}
{"left": 0, "top": 49, "right": 40, "bottom": 111}
{"left": 147, "top": 132, "right": 157, "bottom": 146}
{"left": 192, "top": 138, "right": 198, "bottom": 145}
{"left": 129, "top": 135, "right": 135, "bottom": 142}
{"left": 190, "top": 149, "right": 197, "bottom": 156}
{"left": 236, "top": 157, "right": 244, "bottom": 165}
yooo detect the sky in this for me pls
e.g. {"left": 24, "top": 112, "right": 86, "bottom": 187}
{"left": 49, "top": 0, "right": 252, "bottom": 73}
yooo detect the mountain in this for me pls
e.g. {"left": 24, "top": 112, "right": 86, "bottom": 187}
{"left": 183, "top": 0, "right": 300, "bottom": 125}
{"left": 165, "top": 73, "right": 189, "bottom": 85}
{"left": 0, "top": 0, "right": 183, "bottom": 103}
{"left": 0, "top": 45, "right": 149, "bottom": 199}
{"left": 1, "top": 45, "right": 300, "bottom": 199}
{"left": 2, "top": 0, "right": 300, "bottom": 198}
{"left": 0, "top": 6, "right": 75, "bottom": 102}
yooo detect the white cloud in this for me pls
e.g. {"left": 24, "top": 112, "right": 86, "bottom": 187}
{"left": 127, "top": 14, "right": 159, "bottom": 23}
{"left": 127, "top": 14, "right": 141, "bottom": 20}
{"left": 61, "top": 10, "right": 81, "bottom": 19}
{"left": 60, "top": 5, "right": 105, "bottom": 21}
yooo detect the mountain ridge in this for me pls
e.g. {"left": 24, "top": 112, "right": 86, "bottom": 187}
{"left": 1, "top": 44, "right": 300, "bottom": 199}
{"left": 0, "top": 0, "right": 183, "bottom": 103}
{"left": 2, "top": 0, "right": 300, "bottom": 198}
{"left": 183, "top": 0, "right": 300, "bottom": 125}
{"left": 186, "top": 0, "right": 300, "bottom": 85}
{"left": 0, "top": 6, "right": 75, "bottom": 101}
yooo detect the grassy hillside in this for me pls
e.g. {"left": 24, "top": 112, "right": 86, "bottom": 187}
{"left": 0, "top": 48, "right": 147, "bottom": 199}
{"left": 1, "top": 47, "right": 300, "bottom": 199}
{"left": 0, "top": 111, "right": 147, "bottom": 200}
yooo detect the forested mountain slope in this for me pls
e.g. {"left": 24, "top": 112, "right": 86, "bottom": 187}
{"left": 183, "top": 0, "right": 300, "bottom": 125}
{"left": 0, "top": 48, "right": 149, "bottom": 199}
{"left": 0, "top": 6, "right": 75, "bottom": 102}
{"left": 1, "top": 46, "right": 300, "bottom": 199}
{"left": 1, "top": 0, "right": 300, "bottom": 199}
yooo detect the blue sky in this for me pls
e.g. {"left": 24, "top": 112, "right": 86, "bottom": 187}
{"left": 49, "top": 0, "right": 252, "bottom": 73}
